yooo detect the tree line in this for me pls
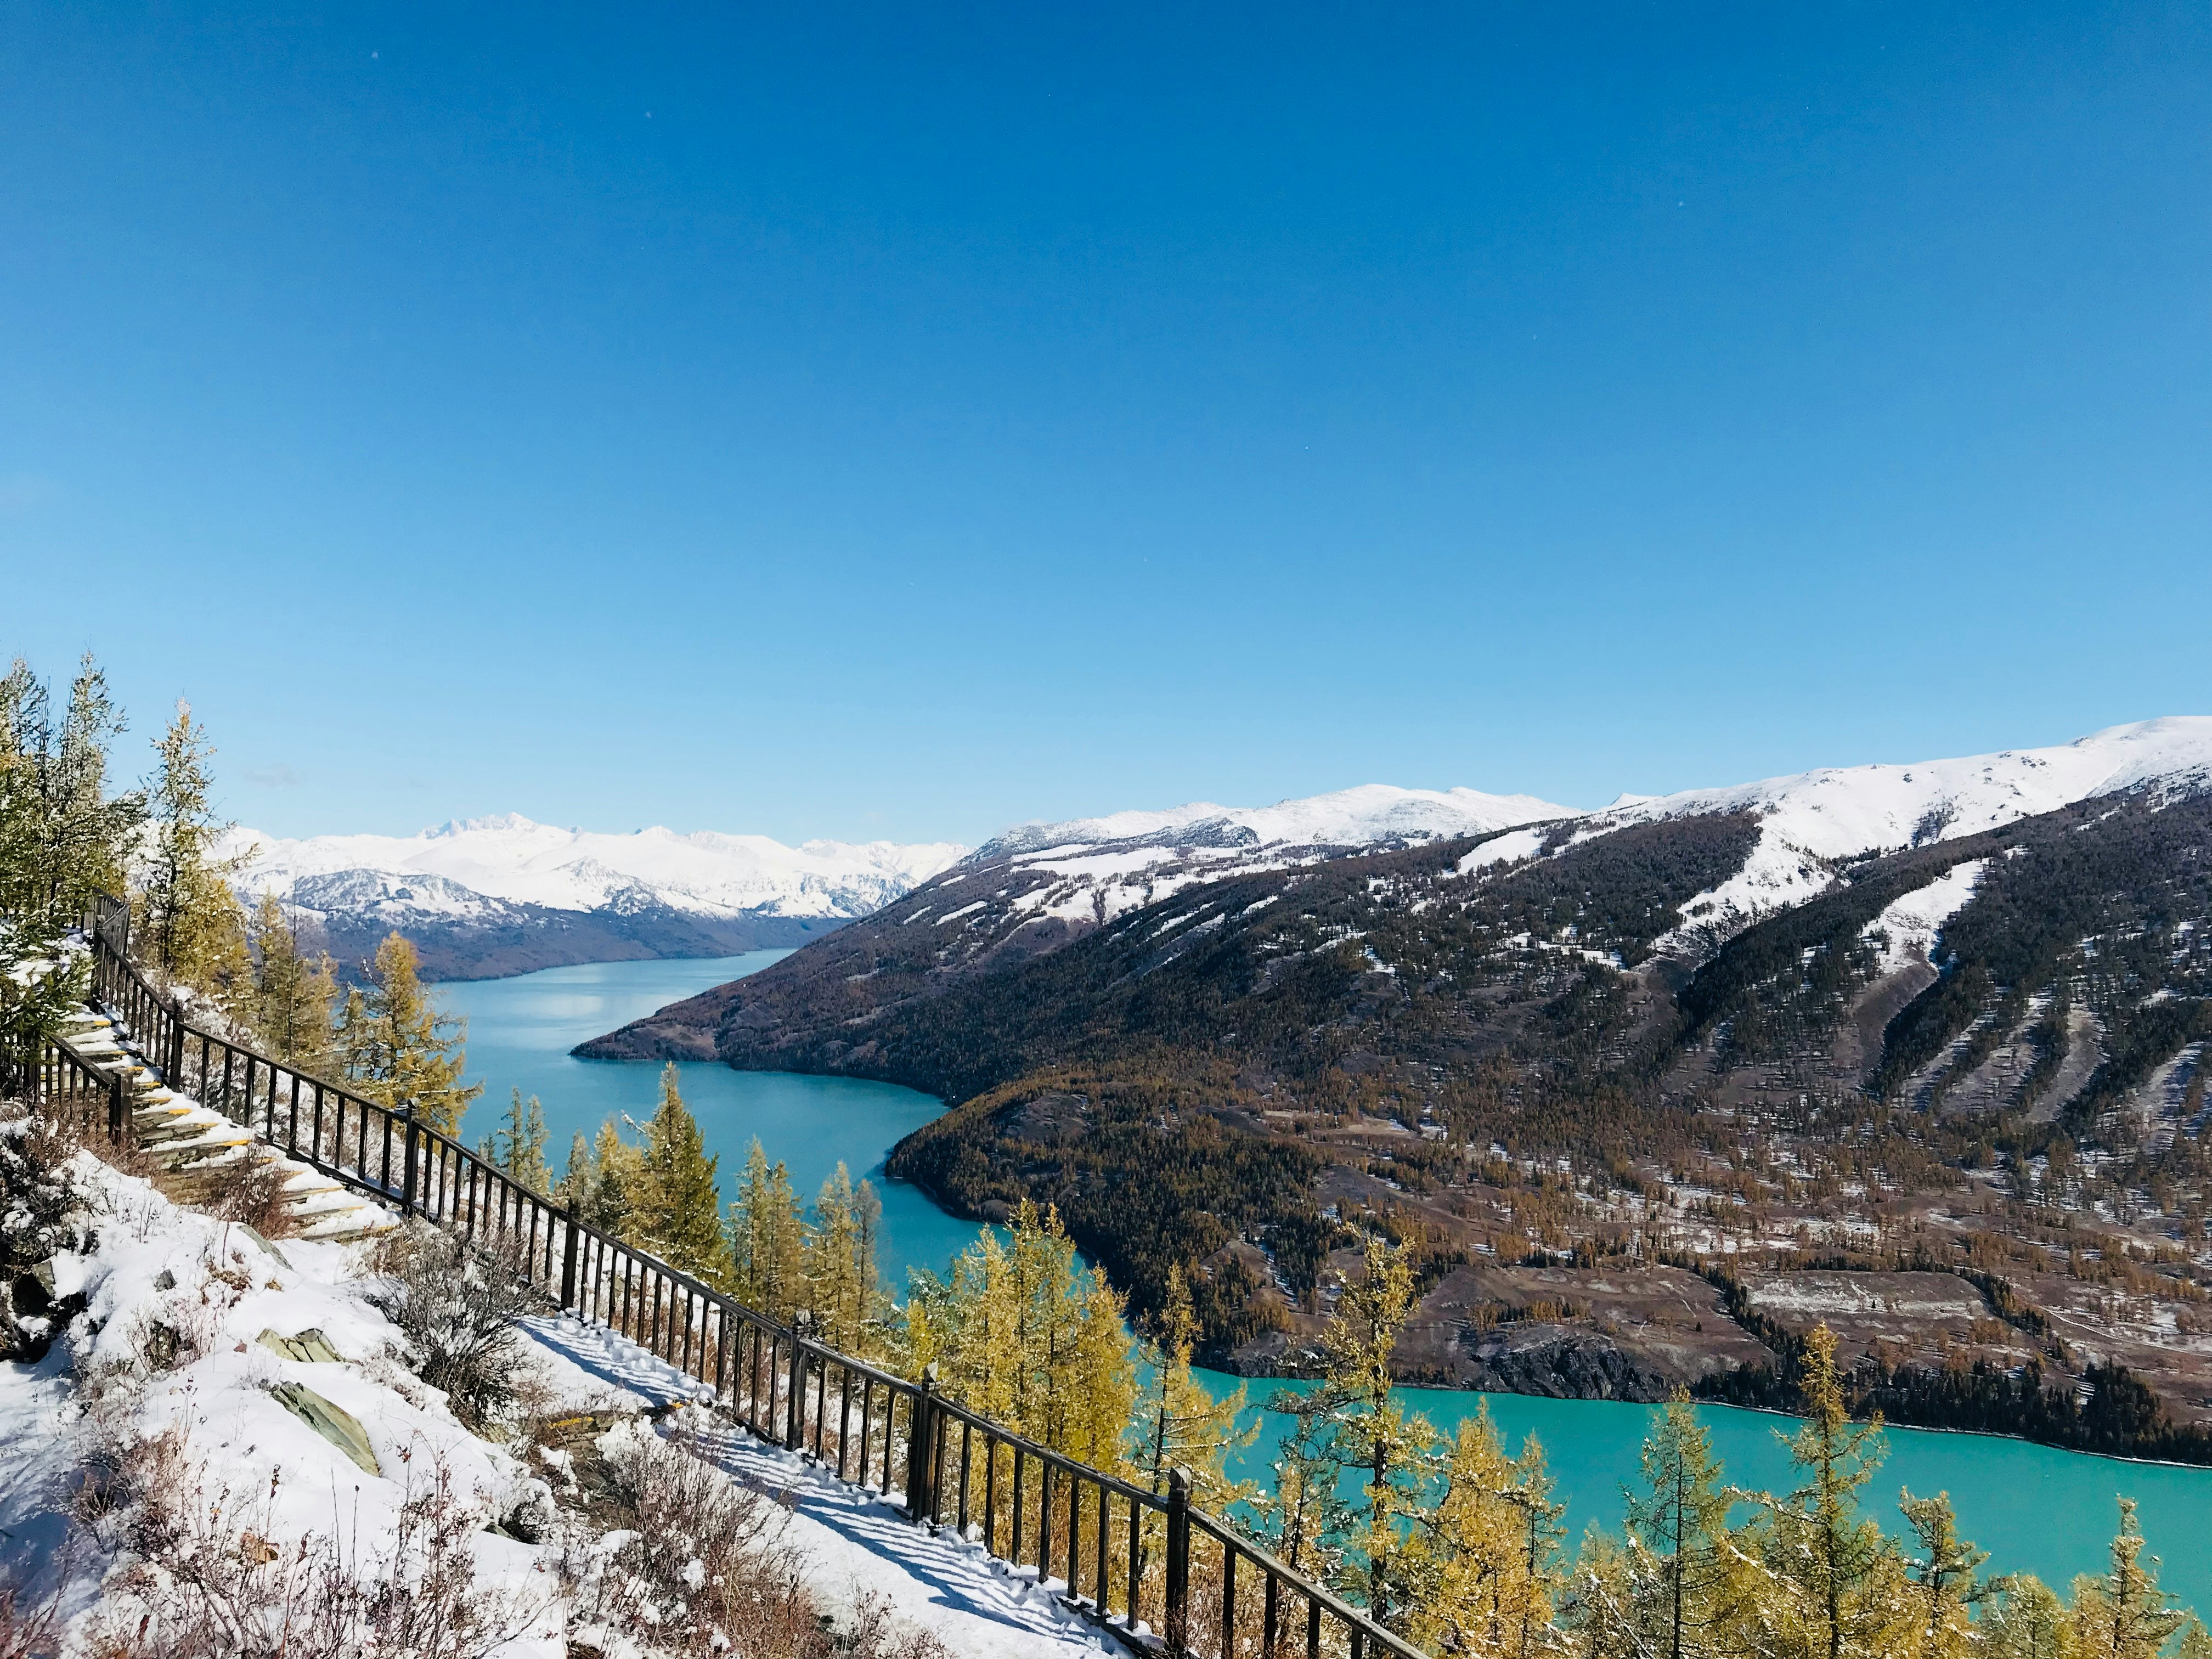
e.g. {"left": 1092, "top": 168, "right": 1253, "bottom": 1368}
{"left": 0, "top": 654, "right": 480, "bottom": 1131}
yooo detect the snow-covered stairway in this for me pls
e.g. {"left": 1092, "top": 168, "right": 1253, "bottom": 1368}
{"left": 56, "top": 1002, "right": 395, "bottom": 1244}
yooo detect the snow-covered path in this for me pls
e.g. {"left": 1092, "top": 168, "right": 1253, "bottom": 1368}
{"left": 523, "top": 1317, "right": 1132, "bottom": 1659}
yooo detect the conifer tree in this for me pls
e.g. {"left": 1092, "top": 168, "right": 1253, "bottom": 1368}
{"left": 1311, "top": 1233, "right": 1437, "bottom": 1622}
{"left": 135, "top": 698, "right": 250, "bottom": 997}
{"left": 2067, "top": 1498, "right": 2185, "bottom": 1659}
{"left": 804, "top": 1162, "right": 886, "bottom": 1354}
{"left": 1132, "top": 1265, "right": 1256, "bottom": 1508}
{"left": 1560, "top": 1526, "right": 1646, "bottom": 1659}
{"left": 480, "top": 1087, "right": 551, "bottom": 1194}
{"left": 557, "top": 1130, "right": 594, "bottom": 1210}
{"left": 1897, "top": 1489, "right": 1984, "bottom": 1658}
{"left": 727, "top": 1138, "right": 806, "bottom": 1322}
{"left": 1419, "top": 1405, "right": 1564, "bottom": 1658}
{"left": 1623, "top": 1391, "right": 1742, "bottom": 1659}
{"left": 1980, "top": 1575, "right": 2067, "bottom": 1659}
{"left": 1753, "top": 1323, "right": 1905, "bottom": 1659}
{"left": 335, "top": 932, "right": 481, "bottom": 1134}
{"left": 573, "top": 1116, "right": 644, "bottom": 1234}
{"left": 900, "top": 1202, "right": 1135, "bottom": 1468}
{"left": 245, "top": 893, "right": 337, "bottom": 1071}
{"left": 0, "top": 654, "right": 144, "bottom": 928}
{"left": 636, "top": 1064, "right": 730, "bottom": 1284}
{"left": 1063, "top": 1269, "right": 1138, "bottom": 1472}
{"left": 1250, "top": 1389, "right": 1349, "bottom": 1585}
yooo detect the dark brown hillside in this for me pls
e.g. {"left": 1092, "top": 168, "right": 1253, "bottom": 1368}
{"left": 582, "top": 789, "right": 2212, "bottom": 1457}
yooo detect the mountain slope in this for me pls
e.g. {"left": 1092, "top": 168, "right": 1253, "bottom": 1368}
{"left": 227, "top": 815, "right": 967, "bottom": 979}
{"left": 582, "top": 720, "right": 2212, "bottom": 1443}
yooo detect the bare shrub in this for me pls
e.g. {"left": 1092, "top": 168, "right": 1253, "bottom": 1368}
{"left": 562, "top": 1415, "right": 826, "bottom": 1657}
{"left": 0, "top": 1579, "right": 63, "bottom": 1659}
{"left": 369, "top": 1223, "right": 545, "bottom": 1432}
{"left": 838, "top": 1585, "right": 954, "bottom": 1659}
{"left": 194, "top": 1152, "right": 300, "bottom": 1238}
{"left": 83, "top": 1428, "right": 550, "bottom": 1659}
{"left": 0, "top": 1104, "right": 92, "bottom": 1357}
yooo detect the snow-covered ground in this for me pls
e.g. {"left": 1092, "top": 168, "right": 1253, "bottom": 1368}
{"left": 1861, "top": 859, "right": 1987, "bottom": 973}
{"left": 524, "top": 1318, "right": 1126, "bottom": 1659}
{"left": 0, "top": 1139, "right": 1120, "bottom": 1656}
{"left": 225, "top": 814, "right": 969, "bottom": 923}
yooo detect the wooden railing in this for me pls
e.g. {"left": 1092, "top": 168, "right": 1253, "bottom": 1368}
{"left": 50, "top": 900, "right": 1425, "bottom": 1659}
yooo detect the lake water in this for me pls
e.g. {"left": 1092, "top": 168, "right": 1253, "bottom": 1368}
{"left": 439, "top": 954, "right": 2212, "bottom": 1612}
{"left": 437, "top": 953, "right": 976, "bottom": 1289}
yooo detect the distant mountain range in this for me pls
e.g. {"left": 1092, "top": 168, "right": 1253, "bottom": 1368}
{"left": 581, "top": 719, "right": 2212, "bottom": 1442}
{"left": 225, "top": 814, "right": 968, "bottom": 980}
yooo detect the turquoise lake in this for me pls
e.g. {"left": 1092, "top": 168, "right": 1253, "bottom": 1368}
{"left": 438, "top": 953, "right": 2212, "bottom": 1612}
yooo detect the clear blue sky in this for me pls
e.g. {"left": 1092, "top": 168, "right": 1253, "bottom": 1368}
{"left": 4, "top": 4, "right": 2205, "bottom": 847}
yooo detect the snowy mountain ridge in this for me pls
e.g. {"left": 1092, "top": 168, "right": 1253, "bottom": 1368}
{"left": 221, "top": 816, "right": 969, "bottom": 979}
{"left": 1561, "top": 716, "right": 2212, "bottom": 949}
{"left": 229, "top": 815, "right": 968, "bottom": 922}
{"left": 975, "top": 782, "right": 1583, "bottom": 861}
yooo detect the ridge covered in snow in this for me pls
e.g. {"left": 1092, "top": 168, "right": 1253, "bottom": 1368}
{"left": 977, "top": 782, "right": 1582, "bottom": 862}
{"left": 1567, "top": 717, "right": 2212, "bottom": 949}
{"left": 228, "top": 815, "right": 968, "bottom": 923}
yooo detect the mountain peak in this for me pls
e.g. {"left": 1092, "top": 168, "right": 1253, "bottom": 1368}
{"left": 425, "top": 812, "right": 543, "bottom": 838}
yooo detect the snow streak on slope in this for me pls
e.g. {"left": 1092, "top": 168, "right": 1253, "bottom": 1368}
{"left": 1862, "top": 859, "right": 1989, "bottom": 974}
{"left": 1575, "top": 719, "right": 2212, "bottom": 954}
{"left": 226, "top": 814, "right": 968, "bottom": 922}
{"left": 965, "top": 783, "right": 1584, "bottom": 930}
{"left": 982, "top": 782, "right": 1582, "bottom": 862}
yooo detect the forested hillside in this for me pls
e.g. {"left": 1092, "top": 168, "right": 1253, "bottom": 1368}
{"left": 588, "top": 743, "right": 2212, "bottom": 1454}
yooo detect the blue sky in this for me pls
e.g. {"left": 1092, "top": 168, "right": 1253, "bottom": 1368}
{"left": 4, "top": 4, "right": 2205, "bottom": 848}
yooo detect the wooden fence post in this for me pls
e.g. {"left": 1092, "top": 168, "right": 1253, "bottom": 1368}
{"left": 909, "top": 1363, "right": 938, "bottom": 1523}
{"left": 560, "top": 1194, "right": 580, "bottom": 1310}
{"left": 1165, "top": 1466, "right": 1192, "bottom": 1655}
{"left": 106, "top": 1071, "right": 125, "bottom": 1145}
{"left": 400, "top": 1109, "right": 419, "bottom": 1218}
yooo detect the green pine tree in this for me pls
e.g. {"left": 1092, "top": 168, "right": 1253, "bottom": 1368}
{"left": 0, "top": 654, "right": 144, "bottom": 928}
{"left": 727, "top": 1138, "right": 805, "bottom": 1322}
{"left": 804, "top": 1161, "right": 886, "bottom": 1354}
{"left": 135, "top": 698, "right": 250, "bottom": 998}
{"left": 479, "top": 1086, "right": 551, "bottom": 1194}
{"left": 335, "top": 932, "right": 481, "bottom": 1135}
{"left": 245, "top": 892, "right": 337, "bottom": 1072}
{"left": 636, "top": 1064, "right": 730, "bottom": 1284}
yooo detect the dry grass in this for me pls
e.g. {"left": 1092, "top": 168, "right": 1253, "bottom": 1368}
{"left": 369, "top": 1223, "right": 546, "bottom": 1433}
{"left": 0, "top": 1582, "right": 63, "bottom": 1659}
{"left": 191, "top": 1153, "right": 302, "bottom": 1238}
{"left": 556, "top": 1415, "right": 834, "bottom": 1657}
{"left": 79, "top": 1427, "right": 550, "bottom": 1659}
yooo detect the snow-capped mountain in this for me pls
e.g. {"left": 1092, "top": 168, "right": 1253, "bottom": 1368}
{"left": 586, "top": 715, "right": 2212, "bottom": 1085}
{"left": 979, "top": 783, "right": 1580, "bottom": 861}
{"left": 1543, "top": 716, "right": 2212, "bottom": 952}
{"left": 962, "top": 782, "right": 1582, "bottom": 931}
{"left": 225, "top": 815, "right": 968, "bottom": 980}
